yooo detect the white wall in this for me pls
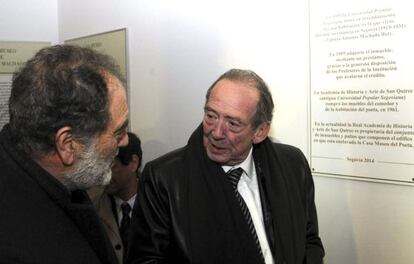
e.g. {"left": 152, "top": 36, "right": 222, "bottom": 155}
{"left": 316, "top": 176, "right": 414, "bottom": 264}
{"left": 58, "top": 0, "right": 310, "bottom": 163}
{"left": 0, "top": 0, "right": 58, "bottom": 43}
{"left": 2, "top": 0, "right": 413, "bottom": 263}
{"left": 58, "top": 1, "right": 413, "bottom": 263}
{"left": 58, "top": 3, "right": 414, "bottom": 264}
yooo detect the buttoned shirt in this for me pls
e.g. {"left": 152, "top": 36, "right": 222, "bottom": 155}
{"left": 113, "top": 195, "right": 136, "bottom": 225}
{"left": 222, "top": 148, "right": 274, "bottom": 264}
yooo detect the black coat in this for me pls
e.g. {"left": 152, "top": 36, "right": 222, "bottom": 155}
{"left": 127, "top": 125, "right": 324, "bottom": 264}
{"left": 0, "top": 125, "right": 118, "bottom": 264}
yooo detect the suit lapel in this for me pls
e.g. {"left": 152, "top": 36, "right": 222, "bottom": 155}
{"left": 183, "top": 124, "right": 264, "bottom": 264}
{"left": 254, "top": 140, "right": 301, "bottom": 264}
{"left": 97, "top": 193, "right": 122, "bottom": 240}
{"left": 64, "top": 190, "right": 118, "bottom": 264}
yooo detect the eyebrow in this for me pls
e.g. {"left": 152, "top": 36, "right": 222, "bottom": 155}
{"left": 114, "top": 119, "right": 129, "bottom": 136}
{"left": 204, "top": 106, "right": 243, "bottom": 124}
{"left": 204, "top": 106, "right": 214, "bottom": 112}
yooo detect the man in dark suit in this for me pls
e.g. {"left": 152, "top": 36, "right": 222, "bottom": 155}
{"left": 127, "top": 69, "right": 324, "bottom": 264}
{"left": 0, "top": 45, "right": 129, "bottom": 264}
{"left": 89, "top": 132, "right": 142, "bottom": 264}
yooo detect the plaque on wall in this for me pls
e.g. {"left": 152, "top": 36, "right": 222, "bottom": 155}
{"left": 64, "top": 28, "right": 128, "bottom": 81}
{"left": 310, "top": 0, "right": 413, "bottom": 185}
{"left": 0, "top": 41, "right": 50, "bottom": 129}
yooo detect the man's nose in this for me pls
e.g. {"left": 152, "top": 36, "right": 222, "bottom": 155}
{"left": 211, "top": 119, "right": 226, "bottom": 138}
{"left": 118, "top": 132, "right": 129, "bottom": 147}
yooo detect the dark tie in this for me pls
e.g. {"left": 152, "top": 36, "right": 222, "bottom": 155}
{"left": 227, "top": 168, "right": 264, "bottom": 262}
{"left": 119, "top": 202, "right": 131, "bottom": 252}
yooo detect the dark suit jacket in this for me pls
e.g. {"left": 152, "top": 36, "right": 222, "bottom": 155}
{"left": 88, "top": 187, "right": 125, "bottom": 264}
{"left": 0, "top": 125, "right": 118, "bottom": 264}
{"left": 127, "top": 125, "right": 324, "bottom": 264}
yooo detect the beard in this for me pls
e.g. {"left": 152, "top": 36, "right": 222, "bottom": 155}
{"left": 62, "top": 138, "right": 117, "bottom": 191}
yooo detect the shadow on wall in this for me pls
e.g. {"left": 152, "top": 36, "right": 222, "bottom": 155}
{"left": 314, "top": 176, "right": 358, "bottom": 264}
{"left": 136, "top": 13, "right": 226, "bottom": 166}
{"left": 140, "top": 139, "right": 172, "bottom": 169}
{"left": 162, "top": 17, "right": 225, "bottom": 147}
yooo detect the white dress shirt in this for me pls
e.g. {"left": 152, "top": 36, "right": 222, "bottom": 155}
{"left": 113, "top": 194, "right": 136, "bottom": 224}
{"left": 222, "top": 148, "right": 274, "bottom": 264}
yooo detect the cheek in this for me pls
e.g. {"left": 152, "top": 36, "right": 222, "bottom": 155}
{"left": 229, "top": 134, "right": 252, "bottom": 150}
{"left": 228, "top": 136, "right": 242, "bottom": 149}
{"left": 202, "top": 123, "right": 212, "bottom": 142}
{"left": 110, "top": 169, "right": 126, "bottom": 185}
{"left": 202, "top": 121, "right": 212, "bottom": 134}
{"left": 111, "top": 166, "right": 120, "bottom": 175}
{"left": 203, "top": 135, "right": 209, "bottom": 147}
{"left": 104, "top": 140, "right": 119, "bottom": 158}
{"left": 116, "top": 172, "right": 129, "bottom": 185}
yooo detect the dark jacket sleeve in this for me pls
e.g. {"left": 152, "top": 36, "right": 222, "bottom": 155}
{"left": 292, "top": 147, "right": 325, "bottom": 264}
{"left": 303, "top": 164, "right": 325, "bottom": 264}
{"left": 272, "top": 143, "right": 324, "bottom": 264}
{"left": 126, "top": 161, "right": 170, "bottom": 264}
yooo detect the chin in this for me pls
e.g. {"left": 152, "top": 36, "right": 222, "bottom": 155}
{"left": 206, "top": 151, "right": 229, "bottom": 165}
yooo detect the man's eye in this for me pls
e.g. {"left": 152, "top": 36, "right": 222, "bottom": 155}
{"left": 227, "top": 120, "right": 244, "bottom": 132}
{"left": 204, "top": 112, "right": 217, "bottom": 122}
{"left": 228, "top": 121, "right": 240, "bottom": 128}
{"left": 116, "top": 130, "right": 127, "bottom": 142}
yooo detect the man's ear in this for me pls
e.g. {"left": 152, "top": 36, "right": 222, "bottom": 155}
{"left": 252, "top": 122, "right": 271, "bottom": 144}
{"left": 55, "top": 126, "right": 78, "bottom": 166}
{"left": 128, "top": 154, "right": 140, "bottom": 173}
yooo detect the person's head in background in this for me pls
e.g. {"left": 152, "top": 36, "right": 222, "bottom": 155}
{"left": 202, "top": 68, "right": 274, "bottom": 166}
{"left": 105, "top": 132, "right": 142, "bottom": 201}
{"left": 8, "top": 44, "right": 129, "bottom": 191}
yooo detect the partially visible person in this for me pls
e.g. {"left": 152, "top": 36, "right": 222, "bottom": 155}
{"left": 89, "top": 132, "right": 142, "bottom": 264}
{"left": 127, "top": 69, "right": 324, "bottom": 264}
{"left": 0, "top": 45, "right": 129, "bottom": 264}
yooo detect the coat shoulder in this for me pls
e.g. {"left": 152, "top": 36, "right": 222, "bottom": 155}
{"left": 145, "top": 146, "right": 186, "bottom": 172}
{"left": 270, "top": 142, "right": 307, "bottom": 164}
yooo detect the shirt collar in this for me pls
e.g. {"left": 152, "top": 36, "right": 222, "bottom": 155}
{"left": 113, "top": 194, "right": 136, "bottom": 211}
{"left": 222, "top": 147, "right": 254, "bottom": 179}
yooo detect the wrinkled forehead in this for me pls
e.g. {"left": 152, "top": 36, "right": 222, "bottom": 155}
{"left": 105, "top": 73, "right": 128, "bottom": 127}
{"left": 103, "top": 73, "right": 125, "bottom": 93}
{"left": 206, "top": 79, "right": 259, "bottom": 119}
{"left": 209, "top": 79, "right": 259, "bottom": 104}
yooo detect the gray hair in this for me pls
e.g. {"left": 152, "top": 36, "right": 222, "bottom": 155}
{"left": 205, "top": 69, "right": 274, "bottom": 128}
{"left": 9, "top": 44, "right": 124, "bottom": 156}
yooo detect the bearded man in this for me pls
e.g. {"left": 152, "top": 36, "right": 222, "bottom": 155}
{"left": 0, "top": 45, "right": 129, "bottom": 264}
